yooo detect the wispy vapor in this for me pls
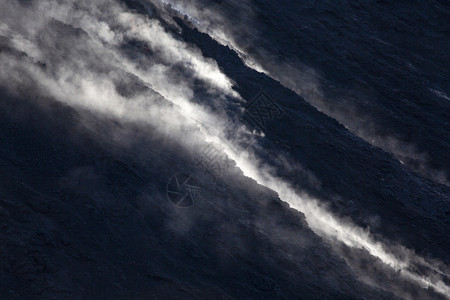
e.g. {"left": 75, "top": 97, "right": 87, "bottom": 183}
{"left": 0, "top": 0, "right": 243, "bottom": 145}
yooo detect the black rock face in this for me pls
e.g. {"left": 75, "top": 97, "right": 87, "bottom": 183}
{"left": 0, "top": 0, "right": 448, "bottom": 299}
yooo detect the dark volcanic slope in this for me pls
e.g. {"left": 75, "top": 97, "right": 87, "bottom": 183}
{"left": 0, "top": 85, "right": 397, "bottom": 299}
{"left": 171, "top": 0, "right": 450, "bottom": 186}
{"left": 0, "top": 0, "right": 449, "bottom": 299}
